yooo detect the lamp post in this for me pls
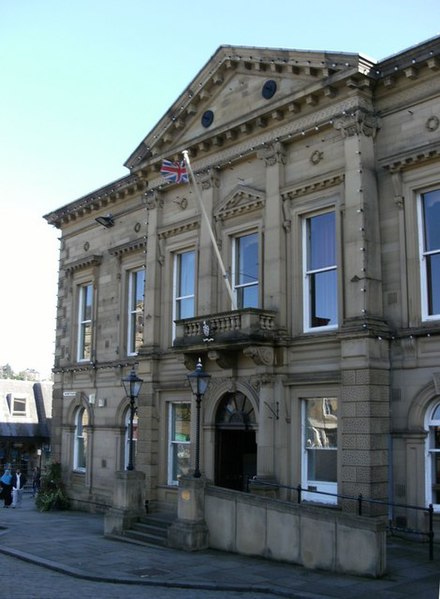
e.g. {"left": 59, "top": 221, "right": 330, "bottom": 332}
{"left": 187, "top": 359, "right": 211, "bottom": 478}
{"left": 122, "top": 366, "right": 143, "bottom": 471}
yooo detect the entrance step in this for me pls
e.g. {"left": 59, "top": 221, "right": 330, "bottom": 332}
{"left": 121, "top": 512, "right": 176, "bottom": 548}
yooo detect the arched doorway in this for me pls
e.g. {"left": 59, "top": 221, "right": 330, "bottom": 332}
{"left": 215, "top": 392, "right": 257, "bottom": 491}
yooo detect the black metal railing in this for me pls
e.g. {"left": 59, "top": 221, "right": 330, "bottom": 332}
{"left": 249, "top": 478, "right": 435, "bottom": 561}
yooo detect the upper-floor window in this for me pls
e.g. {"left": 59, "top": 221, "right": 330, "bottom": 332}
{"left": 173, "top": 250, "right": 195, "bottom": 329}
{"left": 77, "top": 283, "right": 93, "bottom": 362}
{"left": 303, "top": 210, "right": 337, "bottom": 331}
{"left": 127, "top": 269, "right": 145, "bottom": 355}
{"left": 232, "top": 232, "right": 259, "bottom": 309}
{"left": 419, "top": 189, "right": 440, "bottom": 320}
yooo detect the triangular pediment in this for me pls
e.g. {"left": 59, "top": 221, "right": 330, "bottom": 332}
{"left": 214, "top": 184, "right": 265, "bottom": 221}
{"left": 125, "top": 45, "right": 373, "bottom": 175}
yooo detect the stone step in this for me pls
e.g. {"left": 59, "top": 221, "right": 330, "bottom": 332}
{"left": 122, "top": 512, "right": 176, "bottom": 548}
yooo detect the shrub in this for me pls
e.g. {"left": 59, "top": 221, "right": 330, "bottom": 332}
{"left": 35, "top": 462, "right": 70, "bottom": 511}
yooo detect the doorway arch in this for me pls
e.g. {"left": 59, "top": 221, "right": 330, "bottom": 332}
{"left": 215, "top": 391, "right": 257, "bottom": 491}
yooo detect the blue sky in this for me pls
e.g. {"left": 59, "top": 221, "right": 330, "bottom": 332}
{"left": 1, "top": 0, "right": 439, "bottom": 376}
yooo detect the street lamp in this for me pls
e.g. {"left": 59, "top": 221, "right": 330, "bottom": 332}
{"left": 122, "top": 366, "right": 143, "bottom": 471}
{"left": 187, "top": 359, "right": 211, "bottom": 478}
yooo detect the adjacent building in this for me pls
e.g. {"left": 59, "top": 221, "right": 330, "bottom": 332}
{"left": 0, "top": 379, "right": 52, "bottom": 474}
{"left": 44, "top": 37, "right": 440, "bottom": 534}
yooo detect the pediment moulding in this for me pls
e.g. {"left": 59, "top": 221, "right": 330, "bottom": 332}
{"left": 214, "top": 185, "right": 265, "bottom": 221}
{"left": 281, "top": 172, "right": 344, "bottom": 202}
{"left": 157, "top": 218, "right": 199, "bottom": 240}
{"left": 140, "top": 96, "right": 373, "bottom": 191}
{"left": 379, "top": 139, "right": 440, "bottom": 173}
{"left": 108, "top": 237, "right": 147, "bottom": 258}
{"left": 64, "top": 254, "right": 102, "bottom": 275}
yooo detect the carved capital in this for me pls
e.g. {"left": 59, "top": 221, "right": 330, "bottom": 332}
{"left": 200, "top": 170, "right": 220, "bottom": 190}
{"left": 144, "top": 190, "right": 163, "bottom": 210}
{"left": 333, "top": 109, "right": 379, "bottom": 138}
{"left": 391, "top": 172, "right": 404, "bottom": 209}
{"left": 257, "top": 141, "right": 286, "bottom": 166}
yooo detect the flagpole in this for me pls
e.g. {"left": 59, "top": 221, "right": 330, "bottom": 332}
{"left": 182, "top": 150, "right": 237, "bottom": 310}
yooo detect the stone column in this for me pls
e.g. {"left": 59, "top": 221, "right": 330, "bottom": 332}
{"left": 167, "top": 475, "right": 209, "bottom": 551}
{"left": 258, "top": 142, "right": 287, "bottom": 323}
{"left": 335, "top": 108, "right": 390, "bottom": 514}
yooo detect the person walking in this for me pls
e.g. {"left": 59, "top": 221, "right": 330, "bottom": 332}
{"left": 0, "top": 468, "right": 13, "bottom": 507}
{"left": 11, "top": 468, "right": 27, "bottom": 508}
{"left": 32, "top": 466, "right": 41, "bottom": 497}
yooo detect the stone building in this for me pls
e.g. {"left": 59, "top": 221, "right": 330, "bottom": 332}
{"left": 44, "top": 37, "right": 440, "bottom": 535}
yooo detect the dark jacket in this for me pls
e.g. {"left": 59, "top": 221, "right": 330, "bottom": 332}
{"left": 11, "top": 473, "right": 27, "bottom": 490}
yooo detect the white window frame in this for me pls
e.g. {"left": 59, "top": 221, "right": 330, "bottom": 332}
{"left": 418, "top": 189, "right": 440, "bottom": 321}
{"left": 301, "top": 397, "right": 338, "bottom": 504}
{"left": 231, "top": 231, "right": 259, "bottom": 309}
{"left": 425, "top": 401, "right": 440, "bottom": 511}
{"left": 303, "top": 209, "right": 338, "bottom": 332}
{"left": 172, "top": 250, "right": 195, "bottom": 339}
{"left": 167, "top": 402, "right": 191, "bottom": 485}
{"left": 11, "top": 395, "right": 27, "bottom": 416}
{"left": 127, "top": 268, "right": 145, "bottom": 356}
{"left": 77, "top": 283, "right": 93, "bottom": 362}
{"left": 73, "top": 407, "right": 87, "bottom": 472}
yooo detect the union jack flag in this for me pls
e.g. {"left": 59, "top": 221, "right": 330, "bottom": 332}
{"left": 160, "top": 159, "right": 189, "bottom": 184}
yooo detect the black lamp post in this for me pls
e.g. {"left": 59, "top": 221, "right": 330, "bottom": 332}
{"left": 122, "top": 366, "right": 143, "bottom": 471}
{"left": 187, "top": 359, "right": 211, "bottom": 478}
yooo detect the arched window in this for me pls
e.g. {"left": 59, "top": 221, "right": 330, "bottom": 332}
{"left": 124, "top": 409, "right": 138, "bottom": 470}
{"left": 426, "top": 401, "right": 440, "bottom": 509}
{"left": 73, "top": 407, "right": 88, "bottom": 471}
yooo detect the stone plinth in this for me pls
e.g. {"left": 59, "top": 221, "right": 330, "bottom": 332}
{"left": 104, "top": 470, "right": 145, "bottom": 536}
{"left": 168, "top": 475, "right": 209, "bottom": 551}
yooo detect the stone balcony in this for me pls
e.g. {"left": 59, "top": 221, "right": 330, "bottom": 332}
{"left": 173, "top": 308, "right": 284, "bottom": 369}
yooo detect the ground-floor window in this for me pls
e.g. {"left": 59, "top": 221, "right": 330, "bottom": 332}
{"left": 73, "top": 407, "right": 88, "bottom": 471}
{"left": 302, "top": 397, "right": 338, "bottom": 503}
{"left": 426, "top": 401, "right": 440, "bottom": 509}
{"left": 168, "top": 403, "right": 191, "bottom": 485}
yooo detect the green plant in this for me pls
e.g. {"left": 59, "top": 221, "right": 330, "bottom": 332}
{"left": 35, "top": 462, "right": 70, "bottom": 511}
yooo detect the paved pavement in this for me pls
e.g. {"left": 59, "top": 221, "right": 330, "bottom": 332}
{"left": 0, "top": 493, "right": 438, "bottom": 598}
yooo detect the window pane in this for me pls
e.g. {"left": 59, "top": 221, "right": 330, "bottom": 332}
{"left": 422, "top": 190, "right": 440, "bottom": 252}
{"left": 310, "top": 269, "right": 337, "bottom": 327}
{"left": 306, "top": 398, "right": 338, "bottom": 449}
{"left": 308, "top": 212, "right": 335, "bottom": 270}
{"left": 307, "top": 449, "right": 337, "bottom": 482}
{"left": 82, "top": 323, "right": 92, "bottom": 360}
{"left": 172, "top": 443, "right": 191, "bottom": 480}
{"left": 173, "top": 404, "right": 191, "bottom": 441}
{"left": 83, "top": 285, "right": 93, "bottom": 320}
{"left": 239, "top": 285, "right": 258, "bottom": 309}
{"left": 237, "top": 233, "right": 258, "bottom": 285}
{"left": 426, "top": 254, "right": 440, "bottom": 315}
{"left": 179, "top": 251, "right": 195, "bottom": 297}
{"left": 177, "top": 297, "right": 194, "bottom": 320}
